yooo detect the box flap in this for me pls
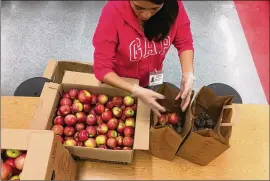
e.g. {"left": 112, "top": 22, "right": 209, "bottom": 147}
{"left": 43, "top": 59, "right": 59, "bottom": 81}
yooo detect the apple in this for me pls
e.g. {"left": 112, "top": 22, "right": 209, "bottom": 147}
{"left": 73, "top": 99, "right": 80, "bottom": 103}
{"left": 75, "top": 112, "right": 86, "bottom": 123}
{"left": 64, "top": 114, "right": 77, "bottom": 126}
{"left": 90, "top": 94, "right": 97, "bottom": 104}
{"left": 97, "top": 94, "right": 108, "bottom": 105}
{"left": 78, "top": 130, "right": 89, "bottom": 142}
{"left": 125, "top": 118, "right": 135, "bottom": 127}
{"left": 57, "top": 135, "right": 64, "bottom": 144}
{"left": 97, "top": 123, "right": 108, "bottom": 134}
{"left": 75, "top": 123, "right": 85, "bottom": 132}
{"left": 57, "top": 110, "right": 62, "bottom": 116}
{"left": 89, "top": 108, "right": 96, "bottom": 115}
{"left": 123, "top": 107, "right": 135, "bottom": 118}
{"left": 94, "top": 104, "right": 105, "bottom": 114}
{"left": 60, "top": 98, "right": 72, "bottom": 106}
{"left": 104, "top": 108, "right": 109, "bottom": 112}
{"left": 96, "top": 135, "right": 107, "bottom": 146}
{"left": 72, "top": 102, "right": 83, "bottom": 113}
{"left": 5, "top": 158, "right": 20, "bottom": 175}
{"left": 107, "top": 138, "right": 117, "bottom": 148}
{"left": 123, "top": 147, "right": 132, "bottom": 150}
{"left": 1, "top": 163, "right": 12, "bottom": 180}
{"left": 112, "top": 96, "right": 123, "bottom": 107}
{"left": 78, "top": 90, "right": 92, "bottom": 104}
{"left": 107, "top": 118, "right": 118, "bottom": 130}
{"left": 63, "top": 92, "right": 70, "bottom": 99}
{"left": 107, "top": 130, "right": 117, "bottom": 138}
{"left": 86, "top": 126, "right": 97, "bottom": 138}
{"left": 64, "top": 136, "right": 74, "bottom": 141}
{"left": 121, "top": 104, "right": 126, "bottom": 110}
{"left": 52, "top": 125, "right": 64, "bottom": 135}
{"left": 86, "top": 114, "right": 97, "bottom": 125}
{"left": 113, "top": 147, "right": 122, "bottom": 150}
{"left": 59, "top": 105, "right": 71, "bottom": 116}
{"left": 98, "top": 145, "right": 107, "bottom": 149}
{"left": 131, "top": 104, "right": 137, "bottom": 112}
{"left": 123, "top": 137, "right": 134, "bottom": 147}
{"left": 101, "top": 110, "right": 113, "bottom": 122}
{"left": 6, "top": 150, "right": 21, "bottom": 159}
{"left": 121, "top": 115, "right": 126, "bottom": 121}
{"left": 74, "top": 132, "right": 79, "bottom": 142}
{"left": 83, "top": 104, "right": 91, "bottom": 113}
{"left": 116, "top": 136, "right": 123, "bottom": 146}
{"left": 96, "top": 115, "right": 103, "bottom": 124}
{"left": 53, "top": 116, "right": 64, "bottom": 126}
{"left": 9, "top": 175, "right": 20, "bottom": 180}
{"left": 124, "top": 126, "right": 134, "bottom": 137}
{"left": 168, "top": 113, "right": 179, "bottom": 125}
{"left": 123, "top": 96, "right": 134, "bottom": 106}
{"left": 64, "top": 126, "right": 76, "bottom": 137}
{"left": 158, "top": 114, "right": 168, "bottom": 125}
{"left": 117, "top": 121, "right": 126, "bottom": 133}
{"left": 106, "top": 100, "right": 114, "bottom": 109}
{"left": 84, "top": 138, "right": 96, "bottom": 148}
{"left": 112, "top": 107, "right": 122, "bottom": 118}
{"left": 69, "top": 89, "right": 79, "bottom": 99}
{"left": 77, "top": 142, "right": 83, "bottom": 147}
{"left": 64, "top": 139, "right": 77, "bottom": 146}
{"left": 15, "top": 153, "right": 26, "bottom": 170}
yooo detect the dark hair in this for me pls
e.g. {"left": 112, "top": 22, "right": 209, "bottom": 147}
{"left": 144, "top": 0, "right": 179, "bottom": 42}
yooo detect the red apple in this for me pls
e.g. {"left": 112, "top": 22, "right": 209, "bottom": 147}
{"left": 72, "top": 102, "right": 83, "bottom": 113}
{"left": 1, "top": 163, "right": 12, "bottom": 180}
{"left": 112, "top": 107, "right": 122, "bottom": 118}
{"left": 158, "top": 114, "right": 168, "bottom": 125}
{"left": 60, "top": 98, "right": 72, "bottom": 106}
{"left": 84, "top": 138, "right": 96, "bottom": 148}
{"left": 131, "top": 104, "right": 137, "bottom": 112}
{"left": 91, "top": 94, "right": 97, "bottom": 104}
{"left": 69, "top": 89, "right": 79, "bottom": 99}
{"left": 5, "top": 159, "right": 20, "bottom": 175}
{"left": 53, "top": 116, "right": 64, "bottom": 126}
{"left": 117, "top": 121, "right": 126, "bottom": 133}
{"left": 121, "top": 104, "right": 126, "bottom": 111}
{"left": 89, "top": 108, "right": 96, "bottom": 115}
{"left": 86, "top": 114, "right": 97, "bottom": 125}
{"left": 124, "top": 126, "right": 134, "bottom": 137}
{"left": 78, "top": 130, "right": 89, "bottom": 142}
{"left": 59, "top": 105, "right": 71, "bottom": 116}
{"left": 123, "top": 147, "right": 132, "bottom": 150}
{"left": 97, "top": 123, "right": 108, "bottom": 134}
{"left": 106, "top": 100, "right": 114, "bottom": 109}
{"left": 75, "top": 112, "right": 86, "bottom": 123}
{"left": 86, "top": 126, "right": 97, "bottom": 137}
{"left": 125, "top": 118, "right": 135, "bottom": 128}
{"left": 121, "top": 115, "right": 126, "bottom": 121}
{"left": 96, "top": 135, "right": 107, "bottom": 146}
{"left": 112, "top": 96, "right": 123, "bottom": 107}
{"left": 94, "top": 104, "right": 105, "bottom": 114}
{"left": 74, "top": 132, "right": 79, "bottom": 142}
{"left": 64, "top": 136, "right": 74, "bottom": 141}
{"left": 77, "top": 142, "right": 83, "bottom": 147}
{"left": 15, "top": 153, "right": 26, "bottom": 170}
{"left": 123, "top": 96, "right": 134, "bottom": 106}
{"left": 123, "top": 137, "right": 134, "bottom": 147}
{"left": 96, "top": 115, "right": 103, "bottom": 124}
{"left": 64, "top": 139, "right": 77, "bottom": 146}
{"left": 57, "top": 110, "right": 62, "bottom": 116}
{"left": 113, "top": 147, "right": 122, "bottom": 150}
{"left": 116, "top": 136, "right": 123, "bottom": 146}
{"left": 78, "top": 90, "right": 92, "bottom": 104}
{"left": 52, "top": 125, "right": 64, "bottom": 135}
{"left": 97, "top": 94, "right": 108, "bottom": 105}
{"left": 57, "top": 135, "right": 64, "bottom": 144}
{"left": 64, "top": 126, "right": 76, "bottom": 137}
{"left": 101, "top": 110, "right": 113, "bottom": 122}
{"left": 75, "top": 123, "right": 85, "bottom": 132}
{"left": 107, "top": 130, "right": 118, "bottom": 138}
{"left": 83, "top": 104, "right": 91, "bottom": 113}
{"left": 104, "top": 108, "right": 109, "bottom": 112}
{"left": 107, "top": 118, "right": 118, "bottom": 130}
{"left": 107, "top": 138, "right": 117, "bottom": 148}
{"left": 64, "top": 114, "right": 77, "bottom": 126}
{"left": 63, "top": 92, "right": 70, "bottom": 99}
{"left": 123, "top": 107, "right": 135, "bottom": 118}
{"left": 168, "top": 113, "right": 179, "bottom": 125}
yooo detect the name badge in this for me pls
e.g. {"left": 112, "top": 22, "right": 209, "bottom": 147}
{"left": 149, "top": 70, "right": 164, "bottom": 86}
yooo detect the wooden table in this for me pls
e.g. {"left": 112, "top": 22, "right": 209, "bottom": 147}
{"left": 1, "top": 96, "right": 269, "bottom": 180}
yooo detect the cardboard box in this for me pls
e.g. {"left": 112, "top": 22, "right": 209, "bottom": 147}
{"left": 31, "top": 71, "right": 151, "bottom": 163}
{"left": 1, "top": 128, "right": 77, "bottom": 180}
{"left": 43, "top": 59, "right": 94, "bottom": 83}
{"left": 149, "top": 83, "right": 194, "bottom": 161}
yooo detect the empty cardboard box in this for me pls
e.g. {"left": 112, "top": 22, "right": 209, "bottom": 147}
{"left": 1, "top": 128, "right": 77, "bottom": 180}
{"left": 31, "top": 71, "right": 151, "bottom": 163}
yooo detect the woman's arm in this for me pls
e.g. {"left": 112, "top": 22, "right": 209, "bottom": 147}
{"left": 179, "top": 50, "right": 194, "bottom": 74}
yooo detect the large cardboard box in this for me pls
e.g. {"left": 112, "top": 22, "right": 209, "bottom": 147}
{"left": 1, "top": 128, "right": 77, "bottom": 180}
{"left": 31, "top": 71, "right": 151, "bottom": 163}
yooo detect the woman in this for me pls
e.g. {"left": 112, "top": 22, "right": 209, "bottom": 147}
{"left": 93, "top": 0, "right": 195, "bottom": 116}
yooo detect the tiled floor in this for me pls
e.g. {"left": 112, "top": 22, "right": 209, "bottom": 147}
{"left": 1, "top": 1, "right": 268, "bottom": 104}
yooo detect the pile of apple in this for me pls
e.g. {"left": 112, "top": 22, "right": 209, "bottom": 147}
{"left": 51, "top": 89, "right": 137, "bottom": 150}
{"left": 1, "top": 149, "right": 27, "bottom": 180}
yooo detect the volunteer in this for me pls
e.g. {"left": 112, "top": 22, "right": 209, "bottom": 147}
{"left": 93, "top": 0, "right": 195, "bottom": 116}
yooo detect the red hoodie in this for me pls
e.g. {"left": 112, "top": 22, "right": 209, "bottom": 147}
{"left": 93, "top": 1, "right": 194, "bottom": 87}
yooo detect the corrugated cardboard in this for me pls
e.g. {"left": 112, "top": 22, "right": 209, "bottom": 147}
{"left": 1, "top": 129, "right": 77, "bottom": 180}
{"left": 31, "top": 71, "right": 151, "bottom": 163}
{"left": 149, "top": 83, "right": 194, "bottom": 161}
{"left": 176, "top": 86, "right": 234, "bottom": 165}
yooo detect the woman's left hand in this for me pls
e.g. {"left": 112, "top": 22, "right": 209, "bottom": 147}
{"left": 175, "top": 72, "right": 195, "bottom": 112}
